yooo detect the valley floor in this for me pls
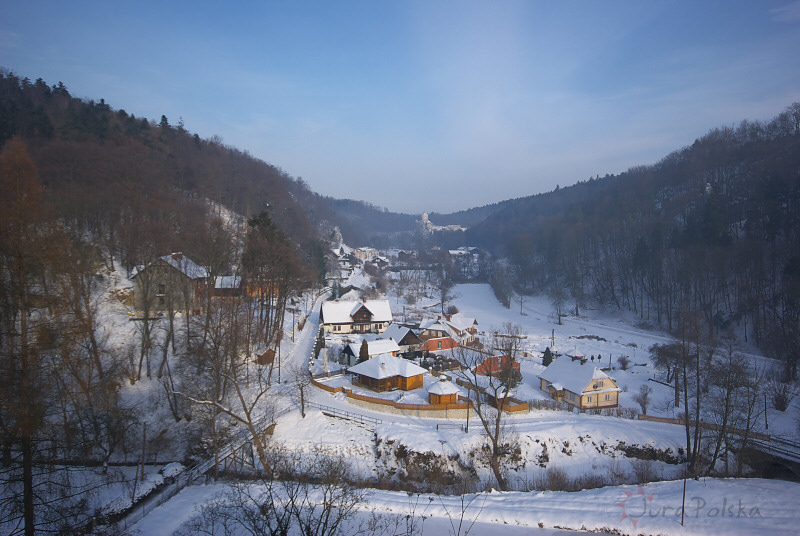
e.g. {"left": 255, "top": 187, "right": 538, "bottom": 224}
{"left": 125, "top": 283, "right": 800, "bottom": 535}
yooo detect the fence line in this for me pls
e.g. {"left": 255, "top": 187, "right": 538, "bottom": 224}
{"left": 307, "top": 401, "right": 383, "bottom": 426}
{"left": 310, "top": 378, "right": 474, "bottom": 415}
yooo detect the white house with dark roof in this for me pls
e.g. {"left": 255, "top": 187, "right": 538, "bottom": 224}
{"left": 538, "top": 358, "right": 620, "bottom": 409}
{"left": 320, "top": 299, "right": 393, "bottom": 334}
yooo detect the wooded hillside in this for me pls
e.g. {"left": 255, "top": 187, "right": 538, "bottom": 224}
{"left": 469, "top": 104, "right": 800, "bottom": 378}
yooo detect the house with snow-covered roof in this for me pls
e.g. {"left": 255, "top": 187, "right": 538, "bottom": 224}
{"left": 341, "top": 338, "right": 401, "bottom": 366}
{"left": 132, "top": 252, "right": 209, "bottom": 314}
{"left": 538, "top": 358, "right": 620, "bottom": 410}
{"left": 443, "top": 313, "right": 479, "bottom": 345}
{"left": 418, "top": 318, "right": 457, "bottom": 340}
{"left": 320, "top": 299, "right": 393, "bottom": 334}
{"left": 348, "top": 354, "right": 426, "bottom": 392}
{"left": 381, "top": 323, "right": 422, "bottom": 351}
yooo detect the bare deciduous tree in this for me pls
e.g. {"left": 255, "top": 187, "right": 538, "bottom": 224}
{"left": 451, "top": 323, "right": 524, "bottom": 491}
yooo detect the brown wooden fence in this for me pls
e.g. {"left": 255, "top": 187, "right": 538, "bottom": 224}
{"left": 311, "top": 378, "right": 473, "bottom": 414}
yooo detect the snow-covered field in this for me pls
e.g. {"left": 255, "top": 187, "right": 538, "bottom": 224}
{"left": 123, "top": 276, "right": 800, "bottom": 535}
{"left": 134, "top": 477, "right": 800, "bottom": 536}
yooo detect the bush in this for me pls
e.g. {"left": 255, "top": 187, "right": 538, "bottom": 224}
{"left": 618, "top": 355, "right": 631, "bottom": 371}
{"left": 545, "top": 466, "right": 573, "bottom": 491}
{"left": 767, "top": 377, "right": 796, "bottom": 411}
{"left": 632, "top": 459, "right": 658, "bottom": 484}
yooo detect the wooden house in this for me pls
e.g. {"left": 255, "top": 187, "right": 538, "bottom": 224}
{"left": 538, "top": 358, "right": 620, "bottom": 409}
{"left": 381, "top": 323, "right": 423, "bottom": 352}
{"left": 349, "top": 354, "right": 426, "bottom": 392}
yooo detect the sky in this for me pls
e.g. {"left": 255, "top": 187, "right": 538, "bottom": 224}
{"left": 2, "top": 1, "right": 800, "bottom": 214}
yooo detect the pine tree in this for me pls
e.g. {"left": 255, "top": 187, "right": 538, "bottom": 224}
{"left": 357, "top": 340, "right": 369, "bottom": 363}
{"left": 542, "top": 346, "right": 553, "bottom": 367}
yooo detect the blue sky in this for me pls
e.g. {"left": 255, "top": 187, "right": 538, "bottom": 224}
{"left": 2, "top": 1, "right": 800, "bottom": 214}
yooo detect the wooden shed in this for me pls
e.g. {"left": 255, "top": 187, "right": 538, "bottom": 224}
{"left": 427, "top": 377, "right": 460, "bottom": 404}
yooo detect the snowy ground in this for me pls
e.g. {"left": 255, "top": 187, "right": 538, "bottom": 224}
{"left": 134, "top": 477, "right": 800, "bottom": 536}
{"left": 124, "top": 274, "right": 800, "bottom": 535}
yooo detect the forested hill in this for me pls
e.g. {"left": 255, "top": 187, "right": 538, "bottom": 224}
{"left": 427, "top": 199, "right": 515, "bottom": 228}
{"left": 0, "top": 70, "right": 336, "bottom": 275}
{"left": 470, "top": 103, "right": 800, "bottom": 376}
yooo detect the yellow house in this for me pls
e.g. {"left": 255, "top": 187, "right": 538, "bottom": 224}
{"left": 538, "top": 358, "right": 620, "bottom": 410}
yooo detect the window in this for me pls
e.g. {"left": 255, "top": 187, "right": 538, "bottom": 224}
{"left": 437, "top": 341, "right": 442, "bottom": 349}
{"left": 593, "top": 381, "right": 604, "bottom": 389}
{"left": 605, "top": 394, "right": 610, "bottom": 401}
{"left": 587, "top": 396, "right": 592, "bottom": 403}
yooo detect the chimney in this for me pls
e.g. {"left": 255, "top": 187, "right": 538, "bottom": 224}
{"left": 171, "top": 252, "right": 183, "bottom": 261}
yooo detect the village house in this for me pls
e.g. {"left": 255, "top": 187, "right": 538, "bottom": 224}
{"left": 341, "top": 338, "right": 401, "bottom": 366}
{"left": 475, "top": 354, "right": 522, "bottom": 381}
{"left": 352, "top": 247, "right": 379, "bottom": 260}
{"left": 132, "top": 253, "right": 242, "bottom": 315}
{"left": 418, "top": 318, "right": 455, "bottom": 340}
{"left": 348, "top": 354, "right": 426, "bottom": 392}
{"left": 420, "top": 336, "right": 459, "bottom": 353}
{"left": 381, "top": 323, "right": 423, "bottom": 352}
{"left": 442, "top": 312, "right": 479, "bottom": 345}
{"left": 132, "top": 253, "right": 208, "bottom": 314}
{"left": 538, "top": 358, "right": 620, "bottom": 410}
{"left": 320, "top": 299, "right": 393, "bottom": 334}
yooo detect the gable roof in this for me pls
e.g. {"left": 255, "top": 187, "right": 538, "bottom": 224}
{"left": 321, "top": 299, "right": 393, "bottom": 324}
{"left": 132, "top": 253, "right": 208, "bottom": 280}
{"left": 445, "top": 312, "right": 478, "bottom": 332}
{"left": 346, "top": 339, "right": 400, "bottom": 357}
{"left": 348, "top": 354, "right": 426, "bottom": 379}
{"left": 418, "top": 318, "right": 458, "bottom": 338}
{"left": 381, "top": 324, "right": 421, "bottom": 345}
{"left": 538, "top": 358, "right": 618, "bottom": 395}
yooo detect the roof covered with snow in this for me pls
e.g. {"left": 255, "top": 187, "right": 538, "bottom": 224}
{"left": 215, "top": 275, "right": 241, "bottom": 289}
{"left": 445, "top": 312, "right": 478, "bottom": 332}
{"left": 348, "top": 354, "right": 426, "bottom": 379}
{"left": 132, "top": 253, "right": 209, "bottom": 280}
{"left": 381, "top": 324, "right": 416, "bottom": 344}
{"left": 418, "top": 318, "right": 457, "bottom": 337}
{"left": 321, "top": 299, "right": 393, "bottom": 324}
{"left": 538, "top": 358, "right": 618, "bottom": 395}
{"left": 346, "top": 338, "right": 400, "bottom": 357}
{"left": 427, "top": 377, "right": 460, "bottom": 395}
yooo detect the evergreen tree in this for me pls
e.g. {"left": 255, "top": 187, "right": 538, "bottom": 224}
{"left": 542, "top": 346, "right": 553, "bottom": 367}
{"left": 357, "top": 340, "right": 369, "bottom": 363}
